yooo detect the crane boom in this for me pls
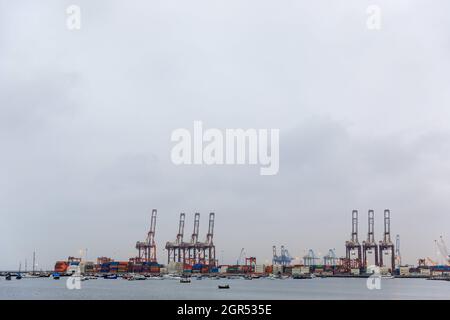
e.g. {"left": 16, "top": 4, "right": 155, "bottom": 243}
{"left": 191, "top": 213, "right": 200, "bottom": 244}
{"left": 237, "top": 248, "right": 245, "bottom": 265}
{"left": 176, "top": 213, "right": 185, "bottom": 244}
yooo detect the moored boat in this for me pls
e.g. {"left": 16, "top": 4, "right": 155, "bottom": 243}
{"left": 180, "top": 277, "right": 191, "bottom": 283}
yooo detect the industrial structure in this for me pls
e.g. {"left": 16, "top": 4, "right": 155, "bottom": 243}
{"left": 435, "top": 236, "right": 450, "bottom": 265}
{"left": 165, "top": 212, "right": 216, "bottom": 266}
{"left": 135, "top": 209, "right": 157, "bottom": 263}
{"left": 379, "top": 209, "right": 395, "bottom": 271}
{"left": 345, "top": 210, "right": 362, "bottom": 269}
{"left": 165, "top": 213, "right": 186, "bottom": 264}
{"left": 362, "top": 210, "right": 378, "bottom": 267}
{"left": 323, "top": 249, "right": 338, "bottom": 267}
{"left": 51, "top": 207, "right": 436, "bottom": 278}
{"left": 395, "top": 234, "right": 401, "bottom": 268}
{"left": 272, "top": 245, "right": 293, "bottom": 266}
{"left": 303, "top": 249, "right": 319, "bottom": 266}
{"left": 343, "top": 209, "right": 396, "bottom": 272}
{"left": 236, "top": 248, "right": 246, "bottom": 265}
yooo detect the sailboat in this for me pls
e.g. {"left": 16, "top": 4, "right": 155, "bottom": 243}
{"left": 23, "top": 251, "right": 39, "bottom": 278}
{"left": 16, "top": 262, "right": 22, "bottom": 280}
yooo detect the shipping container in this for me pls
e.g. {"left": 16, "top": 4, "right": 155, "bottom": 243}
{"left": 254, "top": 265, "right": 265, "bottom": 274}
{"left": 350, "top": 268, "right": 360, "bottom": 275}
{"left": 420, "top": 268, "right": 431, "bottom": 275}
{"left": 160, "top": 268, "right": 168, "bottom": 274}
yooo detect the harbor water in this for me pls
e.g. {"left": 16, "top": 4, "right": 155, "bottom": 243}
{"left": 0, "top": 277, "right": 449, "bottom": 300}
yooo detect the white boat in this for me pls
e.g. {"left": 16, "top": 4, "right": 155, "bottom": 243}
{"left": 128, "top": 274, "right": 146, "bottom": 281}
{"left": 163, "top": 274, "right": 181, "bottom": 280}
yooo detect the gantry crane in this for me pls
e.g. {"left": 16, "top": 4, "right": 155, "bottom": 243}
{"left": 379, "top": 209, "right": 395, "bottom": 272}
{"left": 436, "top": 236, "right": 450, "bottom": 265}
{"left": 345, "top": 210, "right": 362, "bottom": 268}
{"left": 362, "top": 210, "right": 379, "bottom": 267}
{"left": 165, "top": 212, "right": 216, "bottom": 266}
{"left": 395, "top": 234, "right": 401, "bottom": 268}
{"left": 272, "top": 245, "right": 293, "bottom": 266}
{"left": 165, "top": 213, "right": 186, "bottom": 263}
{"left": 303, "top": 249, "right": 320, "bottom": 266}
{"left": 136, "top": 209, "right": 157, "bottom": 263}
{"left": 323, "top": 249, "right": 338, "bottom": 266}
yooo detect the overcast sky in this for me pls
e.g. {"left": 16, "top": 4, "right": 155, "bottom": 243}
{"left": 1, "top": 0, "right": 450, "bottom": 270}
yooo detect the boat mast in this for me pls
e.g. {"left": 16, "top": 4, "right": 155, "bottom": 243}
{"left": 32, "top": 251, "right": 36, "bottom": 274}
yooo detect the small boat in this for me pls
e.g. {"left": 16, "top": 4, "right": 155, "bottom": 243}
{"left": 5, "top": 273, "right": 12, "bottom": 281}
{"left": 52, "top": 273, "right": 60, "bottom": 280}
{"left": 293, "top": 274, "right": 314, "bottom": 279}
{"left": 22, "top": 273, "right": 39, "bottom": 278}
{"left": 104, "top": 274, "right": 118, "bottom": 279}
{"left": 381, "top": 275, "right": 395, "bottom": 279}
{"left": 128, "top": 274, "right": 146, "bottom": 281}
{"left": 218, "top": 284, "right": 230, "bottom": 289}
{"left": 244, "top": 276, "right": 252, "bottom": 280}
{"left": 196, "top": 276, "right": 203, "bottom": 280}
{"left": 180, "top": 277, "right": 191, "bottom": 283}
{"left": 163, "top": 274, "right": 181, "bottom": 280}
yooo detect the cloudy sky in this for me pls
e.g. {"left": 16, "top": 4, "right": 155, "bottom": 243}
{"left": 1, "top": 0, "right": 450, "bottom": 270}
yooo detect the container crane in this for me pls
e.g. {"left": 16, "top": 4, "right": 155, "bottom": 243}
{"left": 395, "top": 234, "right": 401, "bottom": 268}
{"left": 323, "top": 249, "right": 338, "bottom": 266}
{"left": 303, "top": 249, "right": 319, "bottom": 266}
{"left": 436, "top": 236, "right": 450, "bottom": 265}
{"left": 345, "top": 210, "right": 362, "bottom": 267}
{"left": 362, "top": 210, "right": 378, "bottom": 267}
{"left": 135, "top": 209, "right": 157, "bottom": 263}
{"left": 237, "top": 248, "right": 246, "bottom": 265}
{"left": 272, "top": 245, "right": 293, "bottom": 266}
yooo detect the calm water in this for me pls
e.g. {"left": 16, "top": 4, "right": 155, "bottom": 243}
{"left": 1, "top": 277, "right": 449, "bottom": 300}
